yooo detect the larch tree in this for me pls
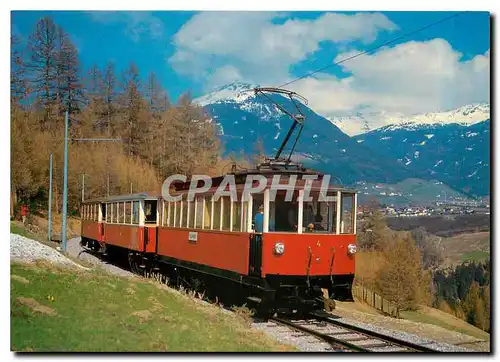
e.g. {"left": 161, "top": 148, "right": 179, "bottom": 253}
{"left": 377, "top": 232, "right": 423, "bottom": 315}
{"left": 103, "top": 61, "right": 118, "bottom": 136}
{"left": 119, "top": 62, "right": 148, "bottom": 157}
{"left": 11, "top": 35, "right": 29, "bottom": 104}
{"left": 27, "top": 16, "right": 58, "bottom": 128}
{"left": 55, "top": 28, "right": 83, "bottom": 113}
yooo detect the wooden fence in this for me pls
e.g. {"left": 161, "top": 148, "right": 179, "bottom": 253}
{"left": 352, "top": 284, "right": 399, "bottom": 318}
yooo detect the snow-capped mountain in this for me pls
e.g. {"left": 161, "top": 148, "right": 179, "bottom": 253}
{"left": 329, "top": 104, "right": 490, "bottom": 136}
{"left": 355, "top": 120, "right": 490, "bottom": 196}
{"left": 194, "top": 82, "right": 258, "bottom": 107}
{"left": 194, "top": 82, "right": 489, "bottom": 200}
{"left": 194, "top": 82, "right": 411, "bottom": 185}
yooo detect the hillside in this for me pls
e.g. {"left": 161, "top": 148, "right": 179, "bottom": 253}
{"left": 355, "top": 120, "right": 490, "bottom": 196}
{"left": 440, "top": 232, "right": 490, "bottom": 267}
{"left": 356, "top": 178, "right": 469, "bottom": 206}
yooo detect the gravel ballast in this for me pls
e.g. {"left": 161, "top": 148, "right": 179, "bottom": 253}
{"left": 65, "top": 236, "right": 136, "bottom": 278}
{"left": 10, "top": 233, "right": 83, "bottom": 269}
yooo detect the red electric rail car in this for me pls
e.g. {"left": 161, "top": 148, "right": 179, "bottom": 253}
{"left": 80, "top": 169, "right": 357, "bottom": 314}
{"left": 80, "top": 87, "right": 358, "bottom": 314}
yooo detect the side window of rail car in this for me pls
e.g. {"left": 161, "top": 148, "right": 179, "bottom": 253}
{"left": 221, "top": 196, "right": 231, "bottom": 231}
{"left": 116, "top": 202, "right": 123, "bottom": 224}
{"left": 241, "top": 200, "right": 249, "bottom": 232}
{"left": 195, "top": 197, "right": 203, "bottom": 229}
{"left": 213, "top": 197, "right": 222, "bottom": 230}
{"left": 110, "top": 203, "right": 114, "bottom": 223}
{"left": 187, "top": 199, "right": 195, "bottom": 228}
{"left": 232, "top": 199, "right": 242, "bottom": 232}
{"left": 177, "top": 200, "right": 182, "bottom": 227}
{"left": 125, "top": 202, "right": 131, "bottom": 224}
{"left": 181, "top": 199, "right": 188, "bottom": 227}
{"left": 341, "top": 193, "right": 354, "bottom": 234}
{"left": 132, "top": 201, "right": 140, "bottom": 224}
{"left": 203, "top": 196, "right": 211, "bottom": 229}
{"left": 167, "top": 201, "right": 174, "bottom": 226}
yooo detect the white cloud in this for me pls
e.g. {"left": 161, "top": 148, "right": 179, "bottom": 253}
{"left": 289, "top": 39, "right": 490, "bottom": 117}
{"left": 169, "top": 11, "right": 397, "bottom": 89}
{"left": 89, "top": 11, "right": 164, "bottom": 42}
{"left": 170, "top": 12, "right": 489, "bottom": 118}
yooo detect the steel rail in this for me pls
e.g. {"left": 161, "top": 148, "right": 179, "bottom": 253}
{"left": 271, "top": 313, "right": 441, "bottom": 352}
{"left": 310, "top": 311, "right": 439, "bottom": 352}
{"left": 270, "top": 316, "right": 369, "bottom": 352}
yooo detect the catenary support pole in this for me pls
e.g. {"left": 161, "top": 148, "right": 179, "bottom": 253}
{"left": 61, "top": 111, "right": 69, "bottom": 252}
{"left": 48, "top": 153, "right": 53, "bottom": 242}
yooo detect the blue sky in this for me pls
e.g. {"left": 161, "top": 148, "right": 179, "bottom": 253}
{"left": 11, "top": 11, "right": 490, "bottom": 116}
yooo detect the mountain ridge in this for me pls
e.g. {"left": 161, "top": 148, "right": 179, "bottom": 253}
{"left": 328, "top": 103, "right": 490, "bottom": 136}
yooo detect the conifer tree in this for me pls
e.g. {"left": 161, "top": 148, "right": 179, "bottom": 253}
{"left": 27, "top": 16, "right": 58, "bottom": 127}
{"left": 377, "top": 233, "right": 422, "bottom": 315}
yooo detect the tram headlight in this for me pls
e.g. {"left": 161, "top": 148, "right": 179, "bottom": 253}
{"left": 347, "top": 244, "right": 357, "bottom": 255}
{"left": 274, "top": 242, "right": 285, "bottom": 255}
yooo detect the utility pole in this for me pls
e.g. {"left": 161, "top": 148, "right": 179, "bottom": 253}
{"left": 107, "top": 175, "right": 110, "bottom": 196}
{"left": 61, "top": 111, "right": 69, "bottom": 252}
{"left": 48, "top": 153, "right": 53, "bottom": 242}
{"left": 60, "top": 107, "right": 122, "bottom": 252}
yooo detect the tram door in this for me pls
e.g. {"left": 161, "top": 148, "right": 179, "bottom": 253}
{"left": 143, "top": 199, "right": 158, "bottom": 253}
{"left": 249, "top": 233, "right": 262, "bottom": 277}
{"left": 100, "top": 203, "right": 106, "bottom": 238}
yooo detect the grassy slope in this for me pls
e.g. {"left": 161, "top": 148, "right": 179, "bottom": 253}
{"left": 340, "top": 299, "right": 489, "bottom": 342}
{"left": 400, "top": 306, "right": 490, "bottom": 341}
{"left": 11, "top": 262, "right": 294, "bottom": 352}
{"left": 440, "top": 232, "right": 490, "bottom": 267}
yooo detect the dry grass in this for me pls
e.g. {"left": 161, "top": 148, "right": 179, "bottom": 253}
{"left": 16, "top": 297, "right": 57, "bottom": 316}
{"left": 131, "top": 310, "right": 153, "bottom": 323}
{"left": 11, "top": 275, "right": 30, "bottom": 284}
{"left": 354, "top": 250, "right": 387, "bottom": 289}
{"left": 30, "top": 214, "right": 81, "bottom": 240}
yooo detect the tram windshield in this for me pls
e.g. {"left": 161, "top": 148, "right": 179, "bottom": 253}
{"left": 261, "top": 190, "right": 356, "bottom": 235}
{"left": 302, "top": 200, "right": 335, "bottom": 234}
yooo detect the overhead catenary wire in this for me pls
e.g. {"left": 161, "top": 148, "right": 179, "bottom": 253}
{"left": 277, "top": 11, "right": 466, "bottom": 89}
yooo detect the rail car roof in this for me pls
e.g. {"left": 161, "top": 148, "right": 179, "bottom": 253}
{"left": 82, "top": 191, "right": 161, "bottom": 204}
{"left": 171, "top": 175, "right": 357, "bottom": 195}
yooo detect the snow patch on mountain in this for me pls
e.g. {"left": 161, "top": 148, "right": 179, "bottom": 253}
{"left": 194, "top": 82, "right": 258, "bottom": 107}
{"left": 328, "top": 104, "right": 490, "bottom": 136}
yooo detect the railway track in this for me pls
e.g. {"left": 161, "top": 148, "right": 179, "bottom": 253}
{"left": 271, "top": 312, "right": 440, "bottom": 352}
